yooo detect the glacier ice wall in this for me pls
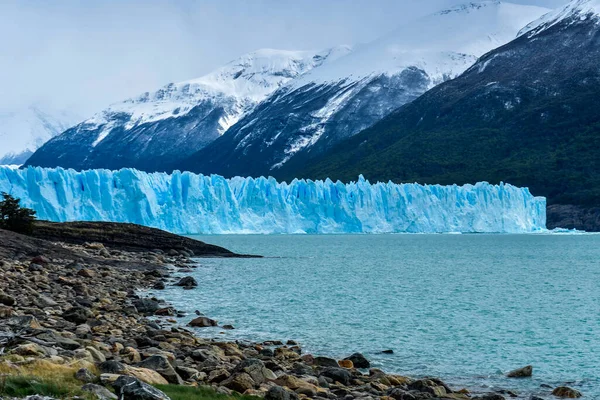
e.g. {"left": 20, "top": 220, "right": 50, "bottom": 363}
{"left": 0, "top": 166, "right": 546, "bottom": 234}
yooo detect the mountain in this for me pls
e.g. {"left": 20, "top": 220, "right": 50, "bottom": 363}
{"left": 0, "top": 105, "right": 79, "bottom": 165}
{"left": 25, "top": 47, "right": 351, "bottom": 171}
{"left": 295, "top": 0, "right": 600, "bottom": 231}
{"left": 179, "top": 1, "right": 549, "bottom": 178}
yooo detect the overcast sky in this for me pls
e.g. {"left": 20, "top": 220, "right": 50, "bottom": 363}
{"left": 0, "top": 0, "right": 565, "bottom": 117}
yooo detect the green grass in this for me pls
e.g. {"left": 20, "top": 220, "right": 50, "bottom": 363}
{"left": 0, "top": 375, "right": 91, "bottom": 398}
{"left": 155, "top": 384, "right": 260, "bottom": 400}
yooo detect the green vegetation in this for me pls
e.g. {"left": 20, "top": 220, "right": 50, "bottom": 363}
{"left": 0, "top": 192, "right": 37, "bottom": 234}
{"left": 156, "top": 384, "right": 260, "bottom": 400}
{"left": 0, "top": 375, "right": 87, "bottom": 398}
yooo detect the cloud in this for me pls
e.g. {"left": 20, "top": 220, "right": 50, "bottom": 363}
{"left": 0, "top": 0, "right": 564, "bottom": 117}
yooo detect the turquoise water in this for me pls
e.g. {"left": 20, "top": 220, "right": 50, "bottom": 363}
{"left": 159, "top": 234, "right": 600, "bottom": 398}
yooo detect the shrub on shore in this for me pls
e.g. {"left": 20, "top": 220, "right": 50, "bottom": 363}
{"left": 0, "top": 193, "right": 36, "bottom": 234}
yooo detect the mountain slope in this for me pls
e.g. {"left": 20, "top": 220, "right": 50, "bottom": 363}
{"left": 0, "top": 105, "right": 79, "bottom": 165}
{"left": 180, "top": 1, "right": 549, "bottom": 178}
{"left": 296, "top": 0, "right": 600, "bottom": 230}
{"left": 25, "top": 47, "right": 351, "bottom": 171}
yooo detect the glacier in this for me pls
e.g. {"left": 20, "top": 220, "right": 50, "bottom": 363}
{"left": 0, "top": 166, "right": 546, "bottom": 234}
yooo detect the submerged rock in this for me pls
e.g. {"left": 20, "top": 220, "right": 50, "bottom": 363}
{"left": 507, "top": 365, "right": 533, "bottom": 378}
{"left": 552, "top": 387, "right": 582, "bottom": 398}
{"left": 189, "top": 316, "right": 218, "bottom": 327}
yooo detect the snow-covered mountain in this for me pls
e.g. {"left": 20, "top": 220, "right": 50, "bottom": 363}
{"left": 0, "top": 105, "right": 79, "bottom": 165}
{"left": 25, "top": 47, "right": 351, "bottom": 171}
{"left": 181, "top": 1, "right": 550, "bottom": 178}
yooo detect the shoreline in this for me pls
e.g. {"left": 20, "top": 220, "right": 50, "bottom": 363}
{"left": 0, "top": 224, "right": 582, "bottom": 400}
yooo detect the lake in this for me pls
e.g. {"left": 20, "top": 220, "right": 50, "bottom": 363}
{"left": 156, "top": 234, "right": 600, "bottom": 398}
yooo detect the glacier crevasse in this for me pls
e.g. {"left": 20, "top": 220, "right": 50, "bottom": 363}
{"left": 0, "top": 166, "right": 546, "bottom": 234}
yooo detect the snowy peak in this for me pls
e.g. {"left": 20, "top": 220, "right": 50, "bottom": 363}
{"left": 87, "top": 46, "right": 352, "bottom": 135}
{"left": 292, "top": 1, "right": 549, "bottom": 87}
{"left": 519, "top": 0, "right": 600, "bottom": 37}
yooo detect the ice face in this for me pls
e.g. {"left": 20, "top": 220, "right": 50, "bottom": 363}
{"left": 0, "top": 166, "right": 546, "bottom": 234}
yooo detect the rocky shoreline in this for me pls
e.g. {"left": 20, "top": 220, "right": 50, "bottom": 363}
{"left": 0, "top": 223, "right": 582, "bottom": 400}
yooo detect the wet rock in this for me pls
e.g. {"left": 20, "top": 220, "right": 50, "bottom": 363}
{"left": 82, "top": 383, "right": 118, "bottom": 400}
{"left": 189, "top": 316, "right": 218, "bottom": 327}
{"left": 320, "top": 367, "right": 351, "bottom": 386}
{"left": 552, "top": 387, "right": 582, "bottom": 398}
{"left": 75, "top": 368, "right": 96, "bottom": 383}
{"left": 153, "top": 281, "right": 166, "bottom": 290}
{"left": 313, "top": 356, "right": 339, "bottom": 368}
{"left": 132, "top": 298, "right": 161, "bottom": 315}
{"left": 381, "top": 350, "right": 394, "bottom": 354}
{"left": 407, "top": 379, "right": 447, "bottom": 397}
{"left": 175, "top": 276, "right": 198, "bottom": 288}
{"left": 111, "top": 375, "right": 170, "bottom": 400}
{"left": 344, "top": 353, "right": 370, "bottom": 369}
{"left": 473, "top": 395, "right": 506, "bottom": 400}
{"left": 222, "top": 324, "right": 235, "bottom": 330}
{"left": 507, "top": 365, "right": 533, "bottom": 378}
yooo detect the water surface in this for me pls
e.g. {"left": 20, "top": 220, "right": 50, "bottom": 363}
{"left": 158, "top": 234, "right": 600, "bottom": 398}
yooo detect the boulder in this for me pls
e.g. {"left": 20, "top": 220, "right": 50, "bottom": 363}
{"left": 63, "top": 307, "right": 93, "bottom": 324}
{"left": 265, "top": 386, "right": 299, "bottom": 400}
{"left": 111, "top": 375, "right": 170, "bottom": 400}
{"left": 189, "top": 316, "right": 218, "bottom": 327}
{"left": 552, "top": 387, "right": 582, "bottom": 398}
{"left": 136, "top": 354, "right": 183, "bottom": 385}
{"left": 320, "top": 367, "right": 351, "bottom": 386}
{"left": 75, "top": 368, "right": 96, "bottom": 383}
{"left": 222, "top": 372, "right": 256, "bottom": 393}
{"left": 338, "top": 360, "right": 354, "bottom": 369}
{"left": 132, "top": 299, "right": 161, "bottom": 315}
{"left": 344, "top": 353, "right": 370, "bottom": 369}
{"left": 234, "top": 358, "right": 274, "bottom": 385}
{"left": 408, "top": 379, "right": 447, "bottom": 397}
{"left": 82, "top": 383, "right": 117, "bottom": 400}
{"left": 0, "top": 291, "right": 16, "bottom": 306}
{"left": 507, "top": 365, "right": 533, "bottom": 378}
{"left": 313, "top": 356, "right": 339, "bottom": 368}
{"left": 175, "top": 276, "right": 198, "bottom": 288}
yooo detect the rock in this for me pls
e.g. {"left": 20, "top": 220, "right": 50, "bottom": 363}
{"left": 98, "top": 360, "right": 126, "bottom": 374}
{"left": 408, "top": 379, "right": 447, "bottom": 397}
{"left": 175, "top": 365, "right": 200, "bottom": 381}
{"left": 344, "top": 353, "right": 370, "bottom": 369}
{"left": 125, "top": 366, "right": 170, "bottom": 385}
{"left": 292, "top": 362, "right": 314, "bottom": 376}
{"left": 63, "top": 307, "right": 93, "bottom": 324}
{"left": 86, "top": 346, "right": 107, "bottom": 363}
{"left": 381, "top": 350, "right": 394, "bottom": 354}
{"left": 472, "top": 395, "right": 506, "bottom": 400}
{"left": 136, "top": 354, "right": 183, "bottom": 385}
{"left": 313, "top": 356, "right": 339, "bottom": 368}
{"left": 222, "top": 324, "right": 235, "bottom": 330}
{"left": 320, "top": 367, "right": 352, "bottom": 386}
{"left": 122, "top": 346, "right": 142, "bottom": 364}
{"left": 234, "top": 358, "right": 274, "bottom": 385}
{"left": 132, "top": 298, "right": 161, "bottom": 315}
{"left": 507, "top": 365, "right": 533, "bottom": 378}
{"left": 31, "top": 255, "right": 50, "bottom": 264}
{"left": 77, "top": 268, "right": 96, "bottom": 278}
{"left": 175, "top": 276, "right": 198, "bottom": 287}
{"left": 208, "top": 369, "right": 231, "bottom": 383}
{"left": 189, "top": 316, "right": 218, "bottom": 327}
{"left": 296, "top": 386, "right": 317, "bottom": 397}
{"left": 111, "top": 375, "right": 170, "bottom": 400}
{"left": 82, "top": 384, "right": 118, "bottom": 400}
{"left": 75, "top": 368, "right": 96, "bottom": 383}
{"left": 266, "top": 386, "right": 299, "bottom": 400}
{"left": 155, "top": 307, "right": 176, "bottom": 316}
{"left": 338, "top": 360, "right": 354, "bottom": 369}
{"left": 6, "top": 315, "right": 42, "bottom": 329}
{"left": 552, "top": 387, "right": 582, "bottom": 398}
{"left": 10, "top": 343, "right": 46, "bottom": 357}
{"left": 0, "top": 291, "right": 16, "bottom": 306}
{"left": 388, "top": 388, "right": 416, "bottom": 400}
{"left": 153, "top": 281, "right": 166, "bottom": 290}
{"left": 530, "top": 396, "right": 545, "bottom": 400}
{"left": 36, "top": 295, "right": 58, "bottom": 307}
{"left": 223, "top": 372, "right": 256, "bottom": 393}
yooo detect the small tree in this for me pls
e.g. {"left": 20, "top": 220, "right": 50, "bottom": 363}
{"left": 0, "top": 193, "right": 36, "bottom": 234}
